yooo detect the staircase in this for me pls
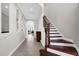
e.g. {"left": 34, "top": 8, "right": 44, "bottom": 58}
{"left": 39, "top": 16, "right": 79, "bottom": 56}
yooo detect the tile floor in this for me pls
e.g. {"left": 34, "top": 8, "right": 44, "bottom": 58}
{"left": 12, "top": 34, "right": 44, "bottom": 56}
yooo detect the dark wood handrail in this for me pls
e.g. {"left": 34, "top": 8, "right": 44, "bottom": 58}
{"left": 43, "top": 16, "right": 50, "bottom": 51}
{"left": 43, "top": 16, "right": 50, "bottom": 23}
{"left": 48, "top": 23, "right": 50, "bottom": 46}
{"left": 39, "top": 15, "right": 50, "bottom": 56}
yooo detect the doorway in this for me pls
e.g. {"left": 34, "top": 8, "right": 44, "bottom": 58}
{"left": 26, "top": 21, "right": 35, "bottom": 39}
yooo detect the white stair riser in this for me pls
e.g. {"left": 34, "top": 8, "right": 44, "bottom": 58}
{"left": 50, "top": 27, "right": 55, "bottom": 28}
{"left": 50, "top": 32, "right": 60, "bottom": 33}
{"left": 50, "top": 42, "right": 75, "bottom": 47}
{"left": 50, "top": 37, "right": 64, "bottom": 40}
{"left": 49, "top": 34, "right": 62, "bottom": 36}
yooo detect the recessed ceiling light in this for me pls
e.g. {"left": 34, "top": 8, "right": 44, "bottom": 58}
{"left": 4, "top": 5, "right": 8, "bottom": 9}
{"left": 30, "top": 8, "right": 33, "bottom": 11}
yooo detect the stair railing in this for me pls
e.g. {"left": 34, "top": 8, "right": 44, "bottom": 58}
{"left": 48, "top": 23, "right": 50, "bottom": 46}
{"left": 39, "top": 16, "right": 52, "bottom": 56}
{"left": 43, "top": 16, "right": 50, "bottom": 51}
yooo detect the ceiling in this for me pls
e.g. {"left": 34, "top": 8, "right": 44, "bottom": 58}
{"left": 17, "top": 3, "right": 42, "bottom": 20}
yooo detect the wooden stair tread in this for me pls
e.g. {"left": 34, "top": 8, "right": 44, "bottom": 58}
{"left": 50, "top": 39, "right": 74, "bottom": 44}
{"left": 50, "top": 34, "right": 62, "bottom": 36}
{"left": 47, "top": 52, "right": 60, "bottom": 56}
{"left": 40, "top": 49, "right": 47, "bottom": 56}
{"left": 50, "top": 28, "right": 56, "bottom": 29}
{"left": 49, "top": 33, "right": 60, "bottom": 34}
{"left": 50, "top": 36, "right": 63, "bottom": 38}
{"left": 50, "top": 26, "right": 56, "bottom": 28}
{"left": 48, "top": 45, "right": 79, "bottom": 56}
{"left": 50, "top": 30, "right": 58, "bottom": 31}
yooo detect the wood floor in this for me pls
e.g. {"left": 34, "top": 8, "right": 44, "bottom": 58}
{"left": 12, "top": 34, "right": 44, "bottom": 56}
{"left": 12, "top": 31, "right": 79, "bottom": 56}
{"left": 50, "top": 39, "right": 74, "bottom": 44}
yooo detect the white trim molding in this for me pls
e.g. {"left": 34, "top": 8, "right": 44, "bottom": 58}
{"left": 50, "top": 42, "right": 75, "bottom": 47}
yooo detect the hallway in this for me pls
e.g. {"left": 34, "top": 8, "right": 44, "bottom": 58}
{"left": 12, "top": 34, "right": 43, "bottom": 56}
{"left": 0, "top": 3, "right": 79, "bottom": 56}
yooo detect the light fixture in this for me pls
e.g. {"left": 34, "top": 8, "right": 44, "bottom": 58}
{"left": 30, "top": 8, "right": 33, "bottom": 11}
{"left": 4, "top": 5, "right": 8, "bottom": 9}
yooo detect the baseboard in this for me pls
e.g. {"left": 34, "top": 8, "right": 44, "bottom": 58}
{"left": 8, "top": 38, "right": 25, "bottom": 56}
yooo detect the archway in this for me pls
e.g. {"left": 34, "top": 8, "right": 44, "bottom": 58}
{"left": 26, "top": 21, "right": 35, "bottom": 39}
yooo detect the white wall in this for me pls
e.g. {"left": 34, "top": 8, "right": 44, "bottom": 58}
{"left": 38, "top": 4, "right": 45, "bottom": 47}
{"left": 74, "top": 4, "right": 79, "bottom": 48}
{"left": 44, "top": 3, "right": 79, "bottom": 48}
{"left": 37, "top": 14, "right": 45, "bottom": 47}
{"left": 44, "top": 3, "right": 78, "bottom": 40}
{"left": 0, "top": 3, "right": 25, "bottom": 56}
